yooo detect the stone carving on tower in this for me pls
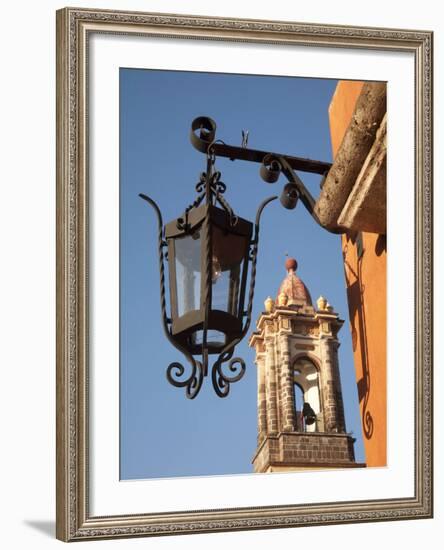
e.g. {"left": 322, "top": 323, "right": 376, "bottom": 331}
{"left": 249, "top": 258, "right": 362, "bottom": 472}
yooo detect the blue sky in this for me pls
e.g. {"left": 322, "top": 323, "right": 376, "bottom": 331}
{"left": 120, "top": 68, "right": 364, "bottom": 480}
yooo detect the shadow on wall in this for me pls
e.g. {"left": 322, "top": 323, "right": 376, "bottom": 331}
{"left": 343, "top": 232, "right": 386, "bottom": 442}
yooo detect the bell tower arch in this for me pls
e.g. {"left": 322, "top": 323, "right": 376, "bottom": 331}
{"left": 293, "top": 356, "right": 322, "bottom": 432}
{"left": 249, "top": 258, "right": 362, "bottom": 472}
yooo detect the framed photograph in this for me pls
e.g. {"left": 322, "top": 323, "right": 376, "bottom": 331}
{"left": 56, "top": 7, "right": 433, "bottom": 542}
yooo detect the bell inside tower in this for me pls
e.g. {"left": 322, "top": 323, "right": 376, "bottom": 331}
{"left": 293, "top": 357, "right": 322, "bottom": 433}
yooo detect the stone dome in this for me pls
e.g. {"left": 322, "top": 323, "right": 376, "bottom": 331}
{"left": 276, "top": 258, "right": 312, "bottom": 307}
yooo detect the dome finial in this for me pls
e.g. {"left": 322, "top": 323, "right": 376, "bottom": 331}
{"left": 285, "top": 257, "right": 298, "bottom": 273}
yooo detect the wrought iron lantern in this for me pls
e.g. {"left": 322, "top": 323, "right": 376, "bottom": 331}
{"left": 140, "top": 117, "right": 276, "bottom": 398}
{"left": 140, "top": 116, "right": 339, "bottom": 399}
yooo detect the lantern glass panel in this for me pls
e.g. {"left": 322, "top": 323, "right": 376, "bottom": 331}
{"left": 211, "top": 224, "right": 248, "bottom": 316}
{"left": 191, "top": 329, "right": 226, "bottom": 348}
{"left": 174, "top": 231, "right": 201, "bottom": 317}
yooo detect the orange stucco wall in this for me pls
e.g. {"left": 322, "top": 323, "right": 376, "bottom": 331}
{"left": 329, "top": 81, "right": 387, "bottom": 467}
{"left": 328, "top": 81, "right": 364, "bottom": 156}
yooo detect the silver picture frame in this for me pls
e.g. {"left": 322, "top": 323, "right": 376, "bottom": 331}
{"left": 56, "top": 7, "right": 433, "bottom": 541}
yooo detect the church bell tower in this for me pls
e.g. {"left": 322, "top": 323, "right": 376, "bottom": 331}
{"left": 249, "top": 258, "right": 361, "bottom": 472}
